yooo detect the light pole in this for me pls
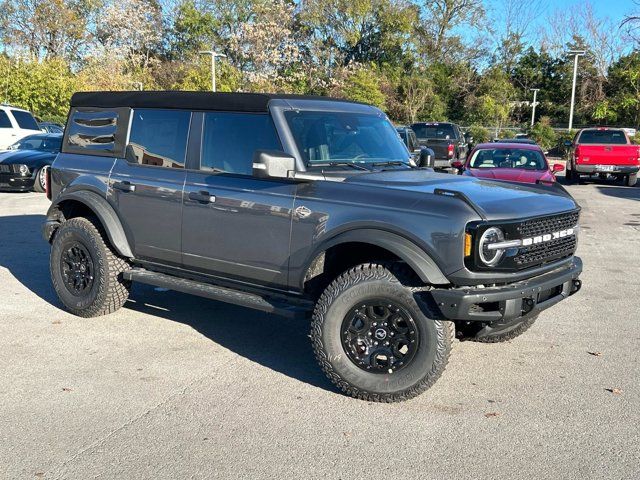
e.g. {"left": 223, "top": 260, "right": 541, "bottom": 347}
{"left": 567, "top": 49, "right": 586, "bottom": 131}
{"left": 530, "top": 88, "right": 540, "bottom": 128}
{"left": 199, "top": 50, "right": 227, "bottom": 92}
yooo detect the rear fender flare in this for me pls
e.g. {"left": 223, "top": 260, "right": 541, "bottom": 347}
{"left": 45, "top": 190, "right": 133, "bottom": 258}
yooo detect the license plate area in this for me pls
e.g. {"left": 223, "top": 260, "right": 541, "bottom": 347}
{"left": 596, "top": 165, "right": 615, "bottom": 172}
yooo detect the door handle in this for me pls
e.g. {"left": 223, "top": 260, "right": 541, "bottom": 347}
{"left": 113, "top": 180, "right": 136, "bottom": 192}
{"left": 188, "top": 190, "right": 216, "bottom": 203}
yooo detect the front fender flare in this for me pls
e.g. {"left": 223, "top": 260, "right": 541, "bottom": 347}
{"left": 306, "top": 229, "right": 450, "bottom": 286}
{"left": 44, "top": 190, "right": 134, "bottom": 258}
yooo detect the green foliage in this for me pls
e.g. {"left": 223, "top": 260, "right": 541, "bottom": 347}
{"left": 0, "top": 57, "right": 78, "bottom": 119}
{"left": 335, "top": 65, "right": 386, "bottom": 108}
{"left": 529, "top": 117, "right": 557, "bottom": 151}
{"left": 467, "top": 125, "right": 490, "bottom": 143}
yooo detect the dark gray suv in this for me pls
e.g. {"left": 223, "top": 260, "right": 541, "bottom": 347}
{"left": 43, "top": 92, "right": 583, "bottom": 402}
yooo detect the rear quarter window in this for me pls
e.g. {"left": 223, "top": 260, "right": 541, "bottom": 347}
{"left": 63, "top": 107, "right": 130, "bottom": 157}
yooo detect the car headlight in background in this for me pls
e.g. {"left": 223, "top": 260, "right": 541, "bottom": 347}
{"left": 18, "top": 164, "right": 30, "bottom": 176}
{"left": 478, "top": 227, "right": 506, "bottom": 266}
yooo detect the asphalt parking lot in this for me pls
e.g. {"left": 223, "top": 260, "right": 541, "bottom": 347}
{"left": 1, "top": 177, "right": 639, "bottom": 479}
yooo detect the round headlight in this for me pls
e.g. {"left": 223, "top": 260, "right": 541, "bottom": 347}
{"left": 478, "top": 227, "right": 505, "bottom": 266}
{"left": 19, "top": 164, "right": 29, "bottom": 175}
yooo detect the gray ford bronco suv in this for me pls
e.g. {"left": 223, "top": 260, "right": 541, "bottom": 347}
{"left": 43, "top": 92, "right": 583, "bottom": 402}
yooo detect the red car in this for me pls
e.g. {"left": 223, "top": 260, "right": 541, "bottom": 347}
{"left": 452, "top": 142, "right": 564, "bottom": 184}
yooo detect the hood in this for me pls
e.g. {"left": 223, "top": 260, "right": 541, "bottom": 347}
{"left": 343, "top": 169, "right": 578, "bottom": 221}
{"left": 466, "top": 168, "right": 554, "bottom": 184}
{"left": 0, "top": 149, "right": 57, "bottom": 168}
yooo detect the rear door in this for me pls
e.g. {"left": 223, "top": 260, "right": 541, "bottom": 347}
{"left": 181, "top": 111, "right": 295, "bottom": 288}
{"left": 109, "top": 109, "right": 191, "bottom": 266}
{"left": 10, "top": 109, "right": 42, "bottom": 139}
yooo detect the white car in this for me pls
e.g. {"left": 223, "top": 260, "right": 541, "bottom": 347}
{"left": 0, "top": 105, "right": 42, "bottom": 150}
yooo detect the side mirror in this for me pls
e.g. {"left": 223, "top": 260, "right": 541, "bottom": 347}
{"left": 252, "top": 150, "right": 296, "bottom": 179}
{"left": 563, "top": 140, "right": 573, "bottom": 148}
{"left": 552, "top": 163, "right": 565, "bottom": 173}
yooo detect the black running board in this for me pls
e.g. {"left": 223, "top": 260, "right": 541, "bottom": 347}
{"left": 123, "top": 268, "right": 311, "bottom": 319}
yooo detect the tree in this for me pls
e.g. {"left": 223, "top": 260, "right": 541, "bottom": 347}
{"left": 465, "top": 67, "right": 516, "bottom": 135}
{"left": 330, "top": 63, "right": 386, "bottom": 107}
{"left": 605, "top": 52, "right": 640, "bottom": 128}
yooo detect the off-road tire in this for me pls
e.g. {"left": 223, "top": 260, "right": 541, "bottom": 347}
{"left": 33, "top": 166, "right": 47, "bottom": 193}
{"left": 311, "top": 263, "right": 453, "bottom": 402}
{"left": 625, "top": 173, "right": 637, "bottom": 187}
{"left": 466, "top": 315, "right": 538, "bottom": 343}
{"left": 50, "top": 217, "right": 131, "bottom": 317}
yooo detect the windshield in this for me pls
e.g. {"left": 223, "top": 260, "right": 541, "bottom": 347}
{"left": 411, "top": 123, "right": 455, "bottom": 140}
{"left": 470, "top": 148, "right": 547, "bottom": 170}
{"left": 578, "top": 129, "right": 628, "bottom": 145}
{"left": 11, "top": 135, "right": 61, "bottom": 152}
{"left": 284, "top": 111, "right": 409, "bottom": 165}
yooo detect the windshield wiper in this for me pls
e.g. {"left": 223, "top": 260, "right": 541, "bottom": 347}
{"left": 312, "top": 161, "right": 369, "bottom": 171}
{"left": 371, "top": 160, "right": 412, "bottom": 167}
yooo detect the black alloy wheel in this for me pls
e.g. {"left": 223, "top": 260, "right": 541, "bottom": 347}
{"left": 60, "top": 242, "right": 95, "bottom": 296}
{"left": 341, "top": 299, "right": 419, "bottom": 373}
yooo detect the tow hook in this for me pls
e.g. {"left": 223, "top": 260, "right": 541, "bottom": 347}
{"left": 570, "top": 279, "right": 582, "bottom": 295}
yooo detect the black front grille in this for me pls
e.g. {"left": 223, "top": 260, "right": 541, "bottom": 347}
{"left": 514, "top": 235, "right": 577, "bottom": 268}
{"left": 0, "top": 164, "right": 20, "bottom": 174}
{"left": 516, "top": 211, "right": 580, "bottom": 238}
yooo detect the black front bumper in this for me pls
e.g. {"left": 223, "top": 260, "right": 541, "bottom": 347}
{"left": 430, "top": 257, "right": 582, "bottom": 323}
{"left": 0, "top": 173, "right": 34, "bottom": 191}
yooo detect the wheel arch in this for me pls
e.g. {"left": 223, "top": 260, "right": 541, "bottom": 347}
{"left": 300, "top": 229, "right": 449, "bottom": 294}
{"left": 44, "top": 190, "right": 133, "bottom": 258}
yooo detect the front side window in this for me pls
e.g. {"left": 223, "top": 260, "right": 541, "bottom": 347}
{"left": 469, "top": 148, "right": 547, "bottom": 170}
{"left": 201, "top": 112, "right": 281, "bottom": 175}
{"left": 578, "top": 129, "right": 628, "bottom": 145}
{"left": 11, "top": 110, "right": 39, "bottom": 130}
{"left": 128, "top": 109, "right": 191, "bottom": 168}
{"left": 286, "top": 111, "right": 409, "bottom": 165}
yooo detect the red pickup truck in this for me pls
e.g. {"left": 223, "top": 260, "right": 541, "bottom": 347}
{"left": 566, "top": 127, "right": 640, "bottom": 186}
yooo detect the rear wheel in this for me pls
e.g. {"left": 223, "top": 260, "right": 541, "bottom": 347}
{"left": 33, "top": 166, "right": 47, "bottom": 193}
{"left": 625, "top": 173, "right": 637, "bottom": 187}
{"left": 50, "top": 217, "right": 131, "bottom": 317}
{"left": 566, "top": 165, "right": 578, "bottom": 183}
{"left": 311, "top": 263, "right": 453, "bottom": 402}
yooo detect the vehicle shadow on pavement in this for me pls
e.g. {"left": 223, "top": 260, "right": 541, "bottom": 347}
{"left": 125, "top": 284, "right": 335, "bottom": 392}
{"left": 0, "top": 214, "right": 61, "bottom": 306}
{"left": 595, "top": 185, "right": 640, "bottom": 202}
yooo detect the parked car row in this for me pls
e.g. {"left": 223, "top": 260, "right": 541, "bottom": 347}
{"left": 0, "top": 133, "right": 61, "bottom": 192}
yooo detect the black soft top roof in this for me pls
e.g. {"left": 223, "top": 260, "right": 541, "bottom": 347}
{"left": 70, "top": 91, "right": 362, "bottom": 112}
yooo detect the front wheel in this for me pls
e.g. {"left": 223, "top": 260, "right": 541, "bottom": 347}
{"left": 33, "top": 166, "right": 48, "bottom": 193}
{"left": 311, "top": 263, "right": 453, "bottom": 402}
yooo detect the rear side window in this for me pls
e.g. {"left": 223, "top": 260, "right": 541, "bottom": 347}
{"left": 11, "top": 110, "right": 39, "bottom": 130}
{"left": 0, "top": 111, "right": 12, "bottom": 128}
{"left": 128, "top": 109, "right": 191, "bottom": 168}
{"left": 201, "top": 112, "right": 281, "bottom": 175}
{"left": 578, "top": 129, "right": 628, "bottom": 145}
{"left": 64, "top": 107, "right": 130, "bottom": 157}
